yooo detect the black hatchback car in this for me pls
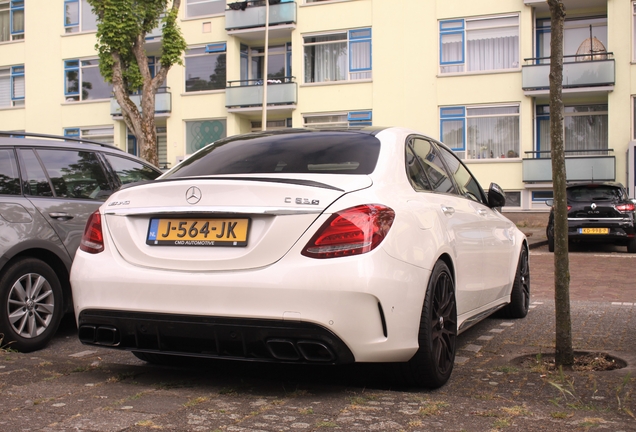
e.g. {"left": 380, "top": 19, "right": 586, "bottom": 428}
{"left": 0, "top": 132, "right": 162, "bottom": 352}
{"left": 546, "top": 182, "right": 636, "bottom": 253}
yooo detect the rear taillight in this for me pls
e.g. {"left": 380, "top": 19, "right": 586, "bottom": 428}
{"left": 616, "top": 203, "right": 635, "bottom": 212}
{"left": 80, "top": 210, "right": 104, "bottom": 254}
{"left": 302, "top": 204, "right": 395, "bottom": 259}
{"left": 567, "top": 205, "right": 572, "bottom": 211}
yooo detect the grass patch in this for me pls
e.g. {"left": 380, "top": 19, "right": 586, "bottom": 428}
{"left": 315, "top": 421, "right": 337, "bottom": 428}
{"left": 419, "top": 401, "right": 449, "bottom": 416}
{"left": 184, "top": 396, "right": 208, "bottom": 407}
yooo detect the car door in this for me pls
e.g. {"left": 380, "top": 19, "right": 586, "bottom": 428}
{"left": 17, "top": 147, "right": 114, "bottom": 259}
{"left": 407, "top": 137, "right": 485, "bottom": 316}
{"left": 436, "top": 144, "right": 516, "bottom": 305}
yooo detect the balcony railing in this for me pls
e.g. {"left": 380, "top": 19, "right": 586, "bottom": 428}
{"left": 225, "top": 0, "right": 296, "bottom": 31}
{"left": 522, "top": 54, "right": 615, "bottom": 91}
{"left": 522, "top": 149, "right": 615, "bottom": 182}
{"left": 225, "top": 77, "right": 297, "bottom": 108}
{"left": 110, "top": 87, "right": 171, "bottom": 116}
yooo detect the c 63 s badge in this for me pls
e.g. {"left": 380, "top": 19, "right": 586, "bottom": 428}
{"left": 285, "top": 197, "right": 320, "bottom": 205}
{"left": 108, "top": 200, "right": 130, "bottom": 206}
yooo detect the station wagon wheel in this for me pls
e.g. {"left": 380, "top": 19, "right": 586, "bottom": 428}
{"left": 402, "top": 260, "right": 456, "bottom": 389}
{"left": 0, "top": 258, "right": 63, "bottom": 352}
{"left": 497, "top": 247, "right": 530, "bottom": 319}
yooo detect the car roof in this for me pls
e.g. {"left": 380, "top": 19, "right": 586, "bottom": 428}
{"left": 0, "top": 131, "right": 122, "bottom": 153}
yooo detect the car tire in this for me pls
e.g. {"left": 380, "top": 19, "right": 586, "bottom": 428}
{"left": 547, "top": 225, "right": 555, "bottom": 253}
{"left": 497, "top": 247, "right": 530, "bottom": 319}
{"left": 0, "top": 258, "right": 63, "bottom": 352}
{"left": 628, "top": 238, "right": 636, "bottom": 254}
{"left": 400, "top": 260, "right": 456, "bottom": 389}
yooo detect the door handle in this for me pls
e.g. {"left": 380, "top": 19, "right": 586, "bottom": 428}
{"left": 441, "top": 206, "right": 455, "bottom": 216}
{"left": 49, "top": 212, "right": 74, "bottom": 221}
{"left": 477, "top": 209, "right": 488, "bottom": 216}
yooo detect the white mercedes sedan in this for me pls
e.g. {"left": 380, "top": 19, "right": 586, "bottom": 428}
{"left": 70, "top": 127, "right": 529, "bottom": 388}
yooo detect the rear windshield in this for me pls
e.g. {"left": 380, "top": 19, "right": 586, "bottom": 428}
{"left": 163, "top": 131, "right": 381, "bottom": 178}
{"left": 567, "top": 185, "right": 625, "bottom": 202}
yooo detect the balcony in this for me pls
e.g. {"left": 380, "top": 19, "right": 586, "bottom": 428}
{"left": 522, "top": 150, "right": 615, "bottom": 183}
{"left": 225, "top": 77, "right": 297, "bottom": 111}
{"left": 522, "top": 54, "right": 614, "bottom": 95}
{"left": 225, "top": 0, "right": 296, "bottom": 41}
{"left": 524, "top": 0, "right": 607, "bottom": 13}
{"left": 110, "top": 88, "right": 171, "bottom": 117}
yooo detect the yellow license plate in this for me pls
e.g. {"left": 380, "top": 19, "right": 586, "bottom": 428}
{"left": 579, "top": 227, "right": 609, "bottom": 235}
{"left": 146, "top": 218, "right": 250, "bottom": 246}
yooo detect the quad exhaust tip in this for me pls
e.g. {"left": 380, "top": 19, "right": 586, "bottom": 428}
{"left": 266, "top": 339, "right": 335, "bottom": 362}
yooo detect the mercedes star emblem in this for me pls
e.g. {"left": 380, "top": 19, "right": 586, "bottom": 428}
{"left": 185, "top": 186, "right": 202, "bottom": 205}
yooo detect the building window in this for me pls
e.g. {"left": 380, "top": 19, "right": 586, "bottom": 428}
{"left": 64, "top": 58, "right": 113, "bottom": 102}
{"left": 185, "top": 44, "right": 226, "bottom": 92}
{"left": 186, "top": 119, "right": 226, "bottom": 154}
{"left": 303, "top": 111, "right": 372, "bottom": 129}
{"left": 504, "top": 191, "right": 521, "bottom": 207}
{"left": 440, "top": 104, "right": 520, "bottom": 160}
{"left": 439, "top": 14, "right": 519, "bottom": 74}
{"left": 532, "top": 190, "right": 553, "bottom": 202}
{"left": 633, "top": 96, "right": 636, "bottom": 140}
{"left": 303, "top": 28, "right": 372, "bottom": 83}
{"left": 0, "top": 0, "right": 24, "bottom": 42}
{"left": 634, "top": 3, "right": 636, "bottom": 61}
{"left": 185, "top": 0, "right": 225, "bottom": 19}
{"left": 240, "top": 43, "right": 291, "bottom": 83}
{"left": 536, "top": 104, "right": 608, "bottom": 157}
{"left": 0, "top": 65, "right": 24, "bottom": 107}
{"left": 537, "top": 16, "right": 607, "bottom": 64}
{"left": 126, "top": 127, "right": 168, "bottom": 168}
{"left": 64, "top": 126, "right": 114, "bottom": 145}
{"left": 64, "top": 0, "right": 97, "bottom": 33}
{"left": 251, "top": 119, "right": 292, "bottom": 132}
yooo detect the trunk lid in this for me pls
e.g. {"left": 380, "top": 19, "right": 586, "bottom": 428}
{"left": 102, "top": 175, "right": 371, "bottom": 271}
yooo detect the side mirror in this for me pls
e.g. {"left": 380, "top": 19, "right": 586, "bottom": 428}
{"left": 545, "top": 199, "right": 554, "bottom": 207}
{"left": 487, "top": 182, "right": 506, "bottom": 208}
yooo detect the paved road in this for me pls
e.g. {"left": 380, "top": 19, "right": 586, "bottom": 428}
{"left": 1, "top": 245, "right": 634, "bottom": 431}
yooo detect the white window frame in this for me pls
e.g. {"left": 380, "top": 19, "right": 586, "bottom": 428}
{"left": 439, "top": 14, "right": 519, "bottom": 75}
{"left": 303, "top": 28, "right": 372, "bottom": 84}
{"left": 440, "top": 103, "right": 520, "bottom": 161}
{"left": 64, "top": 58, "right": 113, "bottom": 102}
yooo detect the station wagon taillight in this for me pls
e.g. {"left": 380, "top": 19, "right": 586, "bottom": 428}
{"left": 616, "top": 203, "right": 635, "bottom": 212}
{"left": 80, "top": 210, "right": 104, "bottom": 254}
{"left": 302, "top": 204, "right": 395, "bottom": 259}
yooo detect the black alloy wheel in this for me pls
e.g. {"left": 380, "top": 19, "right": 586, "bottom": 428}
{"left": 402, "top": 260, "right": 457, "bottom": 389}
{"left": 497, "top": 247, "right": 530, "bottom": 319}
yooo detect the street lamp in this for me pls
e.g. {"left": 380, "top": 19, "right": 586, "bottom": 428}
{"left": 261, "top": 0, "right": 270, "bottom": 131}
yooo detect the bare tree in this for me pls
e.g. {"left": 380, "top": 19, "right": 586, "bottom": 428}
{"left": 547, "top": 0, "right": 574, "bottom": 366}
{"left": 88, "top": 0, "right": 187, "bottom": 167}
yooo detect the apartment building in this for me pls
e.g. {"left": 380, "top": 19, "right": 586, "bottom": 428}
{"left": 0, "top": 0, "right": 634, "bottom": 213}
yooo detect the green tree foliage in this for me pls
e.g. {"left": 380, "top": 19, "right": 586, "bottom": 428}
{"left": 87, "top": 0, "right": 187, "bottom": 167}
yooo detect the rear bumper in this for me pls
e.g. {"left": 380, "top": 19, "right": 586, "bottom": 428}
{"left": 567, "top": 219, "right": 635, "bottom": 244}
{"left": 70, "top": 246, "right": 431, "bottom": 363}
{"left": 78, "top": 310, "right": 354, "bottom": 364}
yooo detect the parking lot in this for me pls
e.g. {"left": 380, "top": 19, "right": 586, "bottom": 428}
{"left": 1, "top": 243, "right": 635, "bottom": 432}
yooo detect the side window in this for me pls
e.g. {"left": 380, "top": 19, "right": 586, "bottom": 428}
{"left": 437, "top": 145, "right": 486, "bottom": 204}
{"left": 35, "top": 149, "right": 112, "bottom": 200}
{"left": 0, "top": 148, "right": 21, "bottom": 195}
{"left": 405, "top": 145, "right": 431, "bottom": 191}
{"left": 104, "top": 154, "right": 161, "bottom": 185}
{"left": 410, "top": 138, "right": 456, "bottom": 194}
{"left": 19, "top": 149, "right": 54, "bottom": 197}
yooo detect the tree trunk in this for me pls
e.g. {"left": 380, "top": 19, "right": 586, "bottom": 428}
{"left": 547, "top": 0, "right": 574, "bottom": 367}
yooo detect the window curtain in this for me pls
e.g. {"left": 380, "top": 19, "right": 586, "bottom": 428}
{"left": 0, "top": 10, "right": 9, "bottom": 41}
{"left": 349, "top": 40, "right": 371, "bottom": 79}
{"left": 538, "top": 110, "right": 608, "bottom": 156}
{"left": 304, "top": 42, "right": 346, "bottom": 83}
{"left": 467, "top": 116, "right": 519, "bottom": 159}
{"left": 440, "top": 33, "right": 463, "bottom": 73}
{"left": 466, "top": 29, "right": 518, "bottom": 71}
